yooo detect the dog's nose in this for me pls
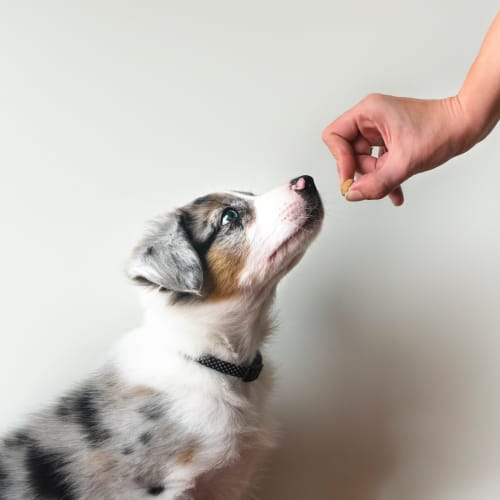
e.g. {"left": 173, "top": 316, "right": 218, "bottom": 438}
{"left": 289, "top": 175, "right": 323, "bottom": 220}
{"left": 290, "top": 175, "right": 316, "bottom": 193}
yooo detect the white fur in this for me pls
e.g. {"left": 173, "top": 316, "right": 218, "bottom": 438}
{"left": 240, "top": 182, "right": 316, "bottom": 288}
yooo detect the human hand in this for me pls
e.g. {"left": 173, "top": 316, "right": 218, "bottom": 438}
{"left": 322, "top": 94, "right": 472, "bottom": 205}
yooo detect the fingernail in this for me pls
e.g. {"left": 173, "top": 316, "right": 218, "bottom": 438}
{"left": 345, "top": 190, "right": 364, "bottom": 202}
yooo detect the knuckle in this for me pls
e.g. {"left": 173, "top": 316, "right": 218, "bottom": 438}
{"left": 321, "top": 126, "right": 334, "bottom": 144}
{"left": 321, "top": 129, "right": 330, "bottom": 144}
{"left": 364, "top": 93, "right": 386, "bottom": 108}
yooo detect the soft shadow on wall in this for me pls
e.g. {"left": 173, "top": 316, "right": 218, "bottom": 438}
{"left": 256, "top": 278, "right": 500, "bottom": 500}
{"left": 258, "top": 313, "right": 400, "bottom": 500}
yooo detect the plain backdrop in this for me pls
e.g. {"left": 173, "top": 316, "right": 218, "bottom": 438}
{"left": 0, "top": 2, "right": 499, "bottom": 499}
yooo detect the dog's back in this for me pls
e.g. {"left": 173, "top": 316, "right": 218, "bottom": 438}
{"left": 1, "top": 367, "right": 181, "bottom": 499}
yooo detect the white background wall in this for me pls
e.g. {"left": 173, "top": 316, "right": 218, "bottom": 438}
{"left": 1, "top": 2, "right": 499, "bottom": 499}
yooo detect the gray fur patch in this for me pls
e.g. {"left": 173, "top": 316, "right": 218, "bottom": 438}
{"left": 3, "top": 432, "right": 31, "bottom": 448}
{"left": 128, "top": 213, "right": 204, "bottom": 294}
{"left": 138, "top": 399, "right": 165, "bottom": 421}
{"left": 0, "top": 458, "right": 9, "bottom": 499}
{"left": 0, "top": 367, "right": 197, "bottom": 499}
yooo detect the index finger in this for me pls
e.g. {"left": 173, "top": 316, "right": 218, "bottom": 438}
{"left": 322, "top": 112, "right": 360, "bottom": 184}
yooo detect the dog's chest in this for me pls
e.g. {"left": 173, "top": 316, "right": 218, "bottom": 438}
{"left": 171, "top": 383, "right": 259, "bottom": 456}
{"left": 115, "top": 364, "right": 266, "bottom": 453}
{"left": 133, "top": 379, "right": 269, "bottom": 500}
{"left": 170, "top": 388, "right": 270, "bottom": 499}
{"left": 109, "top": 327, "right": 274, "bottom": 496}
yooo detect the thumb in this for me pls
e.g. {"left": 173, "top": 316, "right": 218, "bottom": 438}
{"left": 346, "top": 154, "right": 408, "bottom": 201}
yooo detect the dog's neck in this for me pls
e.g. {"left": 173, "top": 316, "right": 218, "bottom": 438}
{"left": 139, "top": 286, "right": 276, "bottom": 365}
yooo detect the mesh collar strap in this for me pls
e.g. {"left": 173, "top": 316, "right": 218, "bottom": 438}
{"left": 196, "top": 351, "right": 263, "bottom": 382}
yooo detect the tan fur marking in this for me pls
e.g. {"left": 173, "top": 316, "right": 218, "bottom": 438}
{"left": 177, "top": 444, "right": 198, "bottom": 465}
{"left": 85, "top": 450, "right": 117, "bottom": 473}
{"left": 127, "top": 385, "right": 156, "bottom": 397}
{"left": 204, "top": 243, "right": 248, "bottom": 301}
{"left": 82, "top": 450, "right": 119, "bottom": 499}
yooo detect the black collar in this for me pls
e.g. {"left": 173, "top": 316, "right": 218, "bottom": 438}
{"left": 195, "top": 351, "right": 263, "bottom": 382}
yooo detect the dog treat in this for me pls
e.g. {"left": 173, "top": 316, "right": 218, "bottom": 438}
{"left": 341, "top": 178, "right": 354, "bottom": 196}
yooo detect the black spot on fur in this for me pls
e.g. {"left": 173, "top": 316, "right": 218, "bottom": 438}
{"left": 178, "top": 211, "right": 218, "bottom": 258}
{"left": 122, "top": 447, "right": 134, "bottom": 455}
{"left": 72, "top": 385, "right": 111, "bottom": 446}
{"left": 25, "top": 442, "right": 76, "bottom": 500}
{"left": 139, "top": 432, "right": 152, "bottom": 445}
{"left": 3, "top": 431, "right": 32, "bottom": 448}
{"left": 0, "top": 459, "right": 9, "bottom": 497}
{"left": 55, "top": 396, "right": 74, "bottom": 418}
{"left": 191, "top": 232, "right": 218, "bottom": 258}
{"left": 147, "top": 484, "right": 166, "bottom": 495}
{"left": 138, "top": 401, "right": 164, "bottom": 420}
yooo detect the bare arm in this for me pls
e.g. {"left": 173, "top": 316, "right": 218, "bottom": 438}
{"left": 323, "top": 10, "right": 500, "bottom": 205}
{"left": 458, "top": 10, "right": 500, "bottom": 146}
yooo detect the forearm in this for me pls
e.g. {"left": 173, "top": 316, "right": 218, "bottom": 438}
{"left": 457, "top": 10, "right": 500, "bottom": 146}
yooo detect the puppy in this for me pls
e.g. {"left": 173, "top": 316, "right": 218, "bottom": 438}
{"left": 0, "top": 175, "right": 323, "bottom": 500}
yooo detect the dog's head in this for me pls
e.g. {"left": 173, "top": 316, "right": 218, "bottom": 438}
{"left": 128, "top": 175, "right": 323, "bottom": 302}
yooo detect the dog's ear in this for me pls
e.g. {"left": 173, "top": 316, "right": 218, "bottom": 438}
{"left": 127, "top": 213, "right": 203, "bottom": 294}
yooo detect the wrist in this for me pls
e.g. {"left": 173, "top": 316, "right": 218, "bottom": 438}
{"left": 445, "top": 94, "right": 485, "bottom": 155}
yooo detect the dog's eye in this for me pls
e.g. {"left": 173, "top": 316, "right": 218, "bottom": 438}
{"left": 221, "top": 208, "right": 239, "bottom": 226}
